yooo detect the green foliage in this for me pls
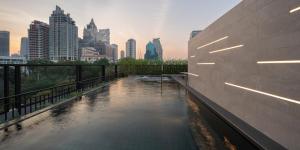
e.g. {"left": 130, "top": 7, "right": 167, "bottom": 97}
{"left": 93, "top": 58, "right": 110, "bottom": 66}
{"left": 27, "top": 59, "right": 54, "bottom": 65}
{"left": 117, "top": 58, "right": 187, "bottom": 65}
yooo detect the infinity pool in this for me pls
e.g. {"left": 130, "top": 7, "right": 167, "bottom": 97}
{"left": 1, "top": 76, "right": 259, "bottom": 150}
{"left": 0, "top": 77, "right": 198, "bottom": 150}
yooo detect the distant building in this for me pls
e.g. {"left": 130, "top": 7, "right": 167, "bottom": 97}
{"left": 120, "top": 50, "right": 125, "bottom": 59}
{"left": 0, "top": 56, "right": 26, "bottom": 64}
{"left": 98, "top": 29, "right": 110, "bottom": 45}
{"left": 83, "top": 19, "right": 98, "bottom": 44}
{"left": 80, "top": 47, "right": 104, "bottom": 63}
{"left": 144, "top": 41, "right": 158, "bottom": 60}
{"left": 190, "top": 30, "right": 202, "bottom": 40}
{"left": 126, "top": 39, "right": 136, "bottom": 59}
{"left": 153, "top": 38, "right": 163, "bottom": 60}
{"left": 11, "top": 53, "right": 20, "bottom": 57}
{"left": 20, "top": 37, "right": 29, "bottom": 59}
{"left": 28, "top": 21, "right": 49, "bottom": 60}
{"left": 111, "top": 44, "right": 118, "bottom": 62}
{"left": 0, "top": 31, "right": 10, "bottom": 56}
{"left": 49, "top": 6, "right": 78, "bottom": 61}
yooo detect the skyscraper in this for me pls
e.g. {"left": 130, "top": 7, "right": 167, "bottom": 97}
{"left": 20, "top": 37, "right": 29, "bottom": 59}
{"left": 49, "top": 6, "right": 78, "bottom": 61}
{"left": 153, "top": 38, "right": 163, "bottom": 60}
{"left": 98, "top": 29, "right": 110, "bottom": 45}
{"left": 111, "top": 44, "right": 118, "bottom": 62}
{"left": 0, "top": 31, "right": 9, "bottom": 56}
{"left": 120, "top": 50, "right": 125, "bottom": 59}
{"left": 126, "top": 39, "right": 136, "bottom": 59}
{"left": 28, "top": 21, "right": 49, "bottom": 60}
{"left": 83, "top": 19, "right": 98, "bottom": 44}
{"left": 144, "top": 41, "right": 158, "bottom": 60}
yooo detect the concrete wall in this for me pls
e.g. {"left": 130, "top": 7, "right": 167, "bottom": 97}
{"left": 188, "top": 0, "right": 300, "bottom": 149}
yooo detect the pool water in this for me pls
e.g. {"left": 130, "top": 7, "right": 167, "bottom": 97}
{"left": 0, "top": 77, "right": 198, "bottom": 150}
{"left": 1, "top": 76, "right": 255, "bottom": 150}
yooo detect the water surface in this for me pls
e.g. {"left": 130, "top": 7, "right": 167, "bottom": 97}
{"left": 0, "top": 77, "right": 197, "bottom": 150}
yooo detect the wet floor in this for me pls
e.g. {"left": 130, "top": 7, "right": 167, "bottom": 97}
{"left": 0, "top": 77, "right": 197, "bottom": 150}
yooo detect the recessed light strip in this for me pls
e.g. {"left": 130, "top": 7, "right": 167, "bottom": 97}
{"left": 257, "top": 60, "right": 300, "bottom": 64}
{"left": 181, "top": 72, "right": 199, "bottom": 77}
{"left": 209, "top": 45, "right": 244, "bottom": 54}
{"left": 290, "top": 6, "right": 300, "bottom": 13}
{"left": 225, "top": 82, "right": 300, "bottom": 105}
{"left": 197, "top": 62, "right": 215, "bottom": 65}
{"left": 197, "top": 36, "right": 229, "bottom": 50}
{"left": 190, "top": 55, "right": 196, "bottom": 58}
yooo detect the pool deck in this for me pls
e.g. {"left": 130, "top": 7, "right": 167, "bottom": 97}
{"left": 0, "top": 77, "right": 197, "bottom": 150}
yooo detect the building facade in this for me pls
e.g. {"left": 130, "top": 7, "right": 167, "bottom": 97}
{"left": 126, "top": 39, "right": 136, "bottom": 59}
{"left": 188, "top": 0, "right": 300, "bottom": 149}
{"left": 20, "top": 37, "right": 29, "bottom": 59}
{"left": 111, "top": 44, "right": 118, "bottom": 62}
{"left": 98, "top": 29, "right": 110, "bottom": 45}
{"left": 0, "top": 31, "right": 10, "bottom": 56}
{"left": 49, "top": 6, "right": 78, "bottom": 61}
{"left": 152, "top": 38, "right": 163, "bottom": 60}
{"left": 120, "top": 50, "right": 125, "bottom": 59}
{"left": 0, "top": 56, "right": 26, "bottom": 64}
{"left": 28, "top": 21, "right": 49, "bottom": 60}
{"left": 83, "top": 19, "right": 98, "bottom": 44}
{"left": 144, "top": 41, "right": 158, "bottom": 60}
{"left": 189, "top": 30, "right": 202, "bottom": 40}
{"left": 80, "top": 47, "right": 104, "bottom": 63}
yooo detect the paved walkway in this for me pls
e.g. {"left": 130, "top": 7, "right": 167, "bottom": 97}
{"left": 0, "top": 77, "right": 197, "bottom": 150}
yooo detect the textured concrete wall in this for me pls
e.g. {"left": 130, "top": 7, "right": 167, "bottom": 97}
{"left": 188, "top": 0, "right": 300, "bottom": 149}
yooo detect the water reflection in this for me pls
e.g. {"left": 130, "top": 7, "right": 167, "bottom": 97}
{"left": 0, "top": 77, "right": 198, "bottom": 150}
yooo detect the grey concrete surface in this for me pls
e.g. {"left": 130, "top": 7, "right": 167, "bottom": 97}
{"left": 188, "top": 0, "right": 300, "bottom": 149}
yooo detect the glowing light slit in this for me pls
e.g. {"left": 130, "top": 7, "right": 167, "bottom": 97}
{"left": 257, "top": 60, "right": 300, "bottom": 64}
{"left": 190, "top": 55, "right": 196, "bottom": 58}
{"left": 225, "top": 82, "right": 300, "bottom": 105}
{"left": 209, "top": 45, "right": 244, "bottom": 54}
{"left": 197, "top": 62, "right": 215, "bottom": 65}
{"left": 197, "top": 36, "right": 229, "bottom": 50}
{"left": 290, "top": 6, "right": 300, "bottom": 13}
{"left": 181, "top": 72, "right": 199, "bottom": 77}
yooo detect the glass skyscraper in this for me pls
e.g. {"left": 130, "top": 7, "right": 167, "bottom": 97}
{"left": 126, "top": 39, "right": 136, "bottom": 59}
{"left": 144, "top": 41, "right": 158, "bottom": 60}
{"left": 0, "top": 31, "right": 9, "bottom": 56}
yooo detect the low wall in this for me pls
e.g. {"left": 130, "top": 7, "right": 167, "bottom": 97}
{"left": 188, "top": 0, "right": 300, "bottom": 149}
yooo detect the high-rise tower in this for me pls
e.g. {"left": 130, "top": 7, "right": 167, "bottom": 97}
{"left": 49, "top": 6, "right": 78, "bottom": 61}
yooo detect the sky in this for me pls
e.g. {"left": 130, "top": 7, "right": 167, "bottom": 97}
{"left": 0, "top": 0, "right": 240, "bottom": 59}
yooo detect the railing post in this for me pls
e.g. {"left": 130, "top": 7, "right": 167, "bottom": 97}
{"left": 115, "top": 65, "right": 118, "bottom": 78}
{"left": 3, "top": 65, "right": 9, "bottom": 120}
{"left": 76, "top": 65, "right": 82, "bottom": 91}
{"left": 102, "top": 65, "right": 106, "bottom": 81}
{"left": 15, "top": 66, "right": 21, "bottom": 115}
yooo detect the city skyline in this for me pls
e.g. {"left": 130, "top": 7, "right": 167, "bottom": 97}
{"left": 0, "top": 0, "right": 240, "bottom": 59}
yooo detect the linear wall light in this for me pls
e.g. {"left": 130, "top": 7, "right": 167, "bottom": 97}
{"left": 190, "top": 55, "right": 196, "bottom": 58}
{"left": 290, "top": 6, "right": 300, "bottom": 13}
{"left": 209, "top": 45, "right": 244, "bottom": 54}
{"left": 225, "top": 82, "right": 300, "bottom": 105}
{"left": 197, "top": 36, "right": 229, "bottom": 50}
{"left": 257, "top": 60, "right": 300, "bottom": 64}
{"left": 181, "top": 72, "right": 199, "bottom": 77}
{"left": 197, "top": 62, "right": 215, "bottom": 65}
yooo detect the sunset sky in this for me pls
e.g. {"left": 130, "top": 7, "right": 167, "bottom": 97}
{"left": 0, "top": 0, "right": 240, "bottom": 59}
